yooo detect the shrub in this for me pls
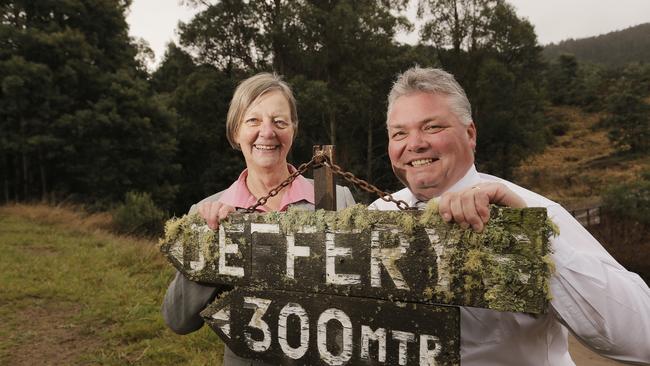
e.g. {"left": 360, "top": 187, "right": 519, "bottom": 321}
{"left": 112, "top": 191, "right": 166, "bottom": 237}
{"left": 601, "top": 171, "right": 650, "bottom": 225}
{"left": 595, "top": 171, "right": 650, "bottom": 283}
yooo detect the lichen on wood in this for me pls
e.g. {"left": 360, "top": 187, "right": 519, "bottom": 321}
{"left": 160, "top": 204, "right": 557, "bottom": 314}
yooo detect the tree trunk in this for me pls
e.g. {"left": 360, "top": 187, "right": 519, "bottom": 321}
{"left": 22, "top": 152, "right": 29, "bottom": 201}
{"left": 3, "top": 155, "right": 9, "bottom": 204}
{"left": 14, "top": 154, "right": 21, "bottom": 202}
{"left": 452, "top": 0, "right": 462, "bottom": 54}
{"left": 270, "top": 0, "right": 285, "bottom": 75}
{"left": 39, "top": 149, "right": 47, "bottom": 203}
{"left": 366, "top": 117, "right": 373, "bottom": 184}
{"left": 329, "top": 108, "right": 336, "bottom": 146}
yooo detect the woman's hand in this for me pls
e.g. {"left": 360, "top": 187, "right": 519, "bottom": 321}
{"left": 438, "top": 182, "right": 526, "bottom": 232}
{"left": 197, "top": 201, "right": 236, "bottom": 230}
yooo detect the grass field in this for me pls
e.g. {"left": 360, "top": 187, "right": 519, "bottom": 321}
{"left": 0, "top": 204, "right": 223, "bottom": 365}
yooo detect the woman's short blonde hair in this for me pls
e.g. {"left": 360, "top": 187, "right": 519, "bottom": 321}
{"left": 226, "top": 73, "right": 299, "bottom": 150}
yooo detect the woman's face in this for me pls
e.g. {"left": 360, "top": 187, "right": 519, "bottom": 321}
{"left": 235, "top": 90, "right": 294, "bottom": 173}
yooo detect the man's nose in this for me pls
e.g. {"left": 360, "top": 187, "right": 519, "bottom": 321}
{"left": 406, "top": 131, "right": 428, "bottom": 152}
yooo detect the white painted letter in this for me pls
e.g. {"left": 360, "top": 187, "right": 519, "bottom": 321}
{"left": 424, "top": 228, "right": 453, "bottom": 293}
{"left": 317, "top": 308, "right": 353, "bottom": 365}
{"left": 419, "top": 334, "right": 441, "bottom": 366}
{"left": 250, "top": 223, "right": 280, "bottom": 234}
{"left": 286, "top": 226, "right": 316, "bottom": 279}
{"left": 392, "top": 330, "right": 415, "bottom": 365}
{"left": 188, "top": 224, "right": 211, "bottom": 271}
{"left": 278, "top": 302, "right": 310, "bottom": 359}
{"left": 370, "top": 229, "right": 410, "bottom": 289}
{"left": 218, "top": 224, "right": 245, "bottom": 277}
{"left": 360, "top": 325, "right": 386, "bottom": 362}
{"left": 243, "top": 297, "right": 272, "bottom": 352}
{"left": 326, "top": 232, "right": 361, "bottom": 285}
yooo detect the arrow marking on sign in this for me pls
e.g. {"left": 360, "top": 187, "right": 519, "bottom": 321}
{"left": 210, "top": 305, "right": 231, "bottom": 339}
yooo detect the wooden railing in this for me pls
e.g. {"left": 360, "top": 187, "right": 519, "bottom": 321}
{"left": 570, "top": 206, "right": 602, "bottom": 227}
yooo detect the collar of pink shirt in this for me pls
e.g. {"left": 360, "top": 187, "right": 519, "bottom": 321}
{"left": 217, "top": 165, "right": 315, "bottom": 212}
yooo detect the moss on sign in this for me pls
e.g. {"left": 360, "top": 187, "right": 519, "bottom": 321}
{"left": 160, "top": 204, "right": 556, "bottom": 314}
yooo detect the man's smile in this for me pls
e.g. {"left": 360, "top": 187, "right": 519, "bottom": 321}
{"left": 407, "top": 158, "right": 438, "bottom": 167}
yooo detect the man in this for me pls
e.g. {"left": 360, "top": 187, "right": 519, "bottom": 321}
{"left": 370, "top": 66, "right": 650, "bottom": 365}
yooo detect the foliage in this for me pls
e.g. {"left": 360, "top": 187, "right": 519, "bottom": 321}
{"left": 545, "top": 54, "right": 579, "bottom": 105}
{"left": 0, "top": 0, "right": 179, "bottom": 208}
{"left": 600, "top": 80, "right": 650, "bottom": 154}
{"left": 415, "top": 0, "right": 548, "bottom": 179}
{"left": 596, "top": 172, "right": 650, "bottom": 282}
{"left": 602, "top": 170, "right": 650, "bottom": 225}
{"left": 112, "top": 191, "right": 166, "bottom": 237}
{"left": 1, "top": 0, "right": 593, "bottom": 211}
{"left": 170, "top": 0, "right": 413, "bottom": 203}
{"left": 544, "top": 54, "right": 610, "bottom": 110}
{"left": 475, "top": 60, "right": 547, "bottom": 177}
{"left": 151, "top": 45, "right": 244, "bottom": 214}
{"left": 543, "top": 23, "right": 650, "bottom": 67}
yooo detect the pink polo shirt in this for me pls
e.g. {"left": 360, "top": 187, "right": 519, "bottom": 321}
{"left": 217, "top": 165, "right": 315, "bottom": 212}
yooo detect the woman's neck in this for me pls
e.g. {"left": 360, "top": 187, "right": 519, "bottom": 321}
{"left": 245, "top": 165, "right": 291, "bottom": 204}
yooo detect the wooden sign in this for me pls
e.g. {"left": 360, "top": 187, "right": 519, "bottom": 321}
{"left": 201, "top": 288, "right": 460, "bottom": 366}
{"left": 160, "top": 204, "right": 554, "bottom": 313}
{"left": 160, "top": 204, "right": 555, "bottom": 365}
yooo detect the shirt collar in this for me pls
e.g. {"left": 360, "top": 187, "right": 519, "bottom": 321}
{"left": 218, "top": 165, "right": 315, "bottom": 212}
{"left": 445, "top": 165, "right": 481, "bottom": 194}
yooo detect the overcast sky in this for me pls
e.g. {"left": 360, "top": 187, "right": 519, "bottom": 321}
{"left": 126, "top": 0, "right": 650, "bottom": 68}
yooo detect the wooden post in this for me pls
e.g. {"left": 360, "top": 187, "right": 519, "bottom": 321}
{"left": 313, "top": 145, "right": 336, "bottom": 211}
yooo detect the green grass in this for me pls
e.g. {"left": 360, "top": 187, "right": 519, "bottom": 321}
{"left": 0, "top": 206, "right": 224, "bottom": 365}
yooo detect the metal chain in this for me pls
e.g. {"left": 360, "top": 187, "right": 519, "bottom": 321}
{"left": 321, "top": 158, "right": 414, "bottom": 211}
{"left": 246, "top": 152, "right": 328, "bottom": 212}
{"left": 247, "top": 152, "right": 414, "bottom": 212}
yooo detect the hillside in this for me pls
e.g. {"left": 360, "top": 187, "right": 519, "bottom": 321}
{"left": 543, "top": 23, "right": 650, "bottom": 67}
{"left": 514, "top": 105, "right": 650, "bottom": 209}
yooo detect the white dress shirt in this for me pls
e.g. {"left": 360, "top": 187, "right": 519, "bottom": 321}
{"left": 369, "top": 165, "right": 650, "bottom": 365}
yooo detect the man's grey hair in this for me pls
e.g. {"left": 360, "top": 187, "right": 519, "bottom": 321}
{"left": 387, "top": 66, "right": 473, "bottom": 126}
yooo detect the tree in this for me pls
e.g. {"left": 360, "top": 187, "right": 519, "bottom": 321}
{"left": 417, "top": 0, "right": 500, "bottom": 84}
{"left": 171, "top": 0, "right": 411, "bottom": 201}
{"left": 545, "top": 54, "right": 580, "bottom": 105}
{"left": 0, "top": 0, "right": 179, "bottom": 207}
{"left": 417, "top": 0, "right": 547, "bottom": 178}
{"left": 152, "top": 43, "right": 244, "bottom": 214}
{"left": 601, "top": 80, "right": 650, "bottom": 154}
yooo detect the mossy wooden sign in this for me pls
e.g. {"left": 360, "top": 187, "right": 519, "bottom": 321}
{"left": 160, "top": 203, "right": 555, "bottom": 365}
{"left": 201, "top": 288, "right": 460, "bottom": 366}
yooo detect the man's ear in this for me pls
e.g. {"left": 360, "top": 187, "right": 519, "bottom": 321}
{"left": 467, "top": 122, "right": 477, "bottom": 151}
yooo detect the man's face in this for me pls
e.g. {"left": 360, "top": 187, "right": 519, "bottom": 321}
{"left": 387, "top": 92, "right": 476, "bottom": 200}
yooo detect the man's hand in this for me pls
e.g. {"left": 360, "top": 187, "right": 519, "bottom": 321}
{"left": 438, "top": 182, "right": 526, "bottom": 232}
{"left": 197, "top": 201, "right": 236, "bottom": 230}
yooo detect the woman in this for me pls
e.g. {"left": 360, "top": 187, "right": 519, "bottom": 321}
{"left": 161, "top": 73, "right": 355, "bottom": 365}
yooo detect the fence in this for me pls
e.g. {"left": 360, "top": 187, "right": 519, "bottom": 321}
{"left": 570, "top": 206, "right": 602, "bottom": 227}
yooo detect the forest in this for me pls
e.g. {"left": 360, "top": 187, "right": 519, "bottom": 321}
{"left": 544, "top": 22, "right": 650, "bottom": 67}
{"left": 1, "top": 0, "right": 649, "bottom": 232}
